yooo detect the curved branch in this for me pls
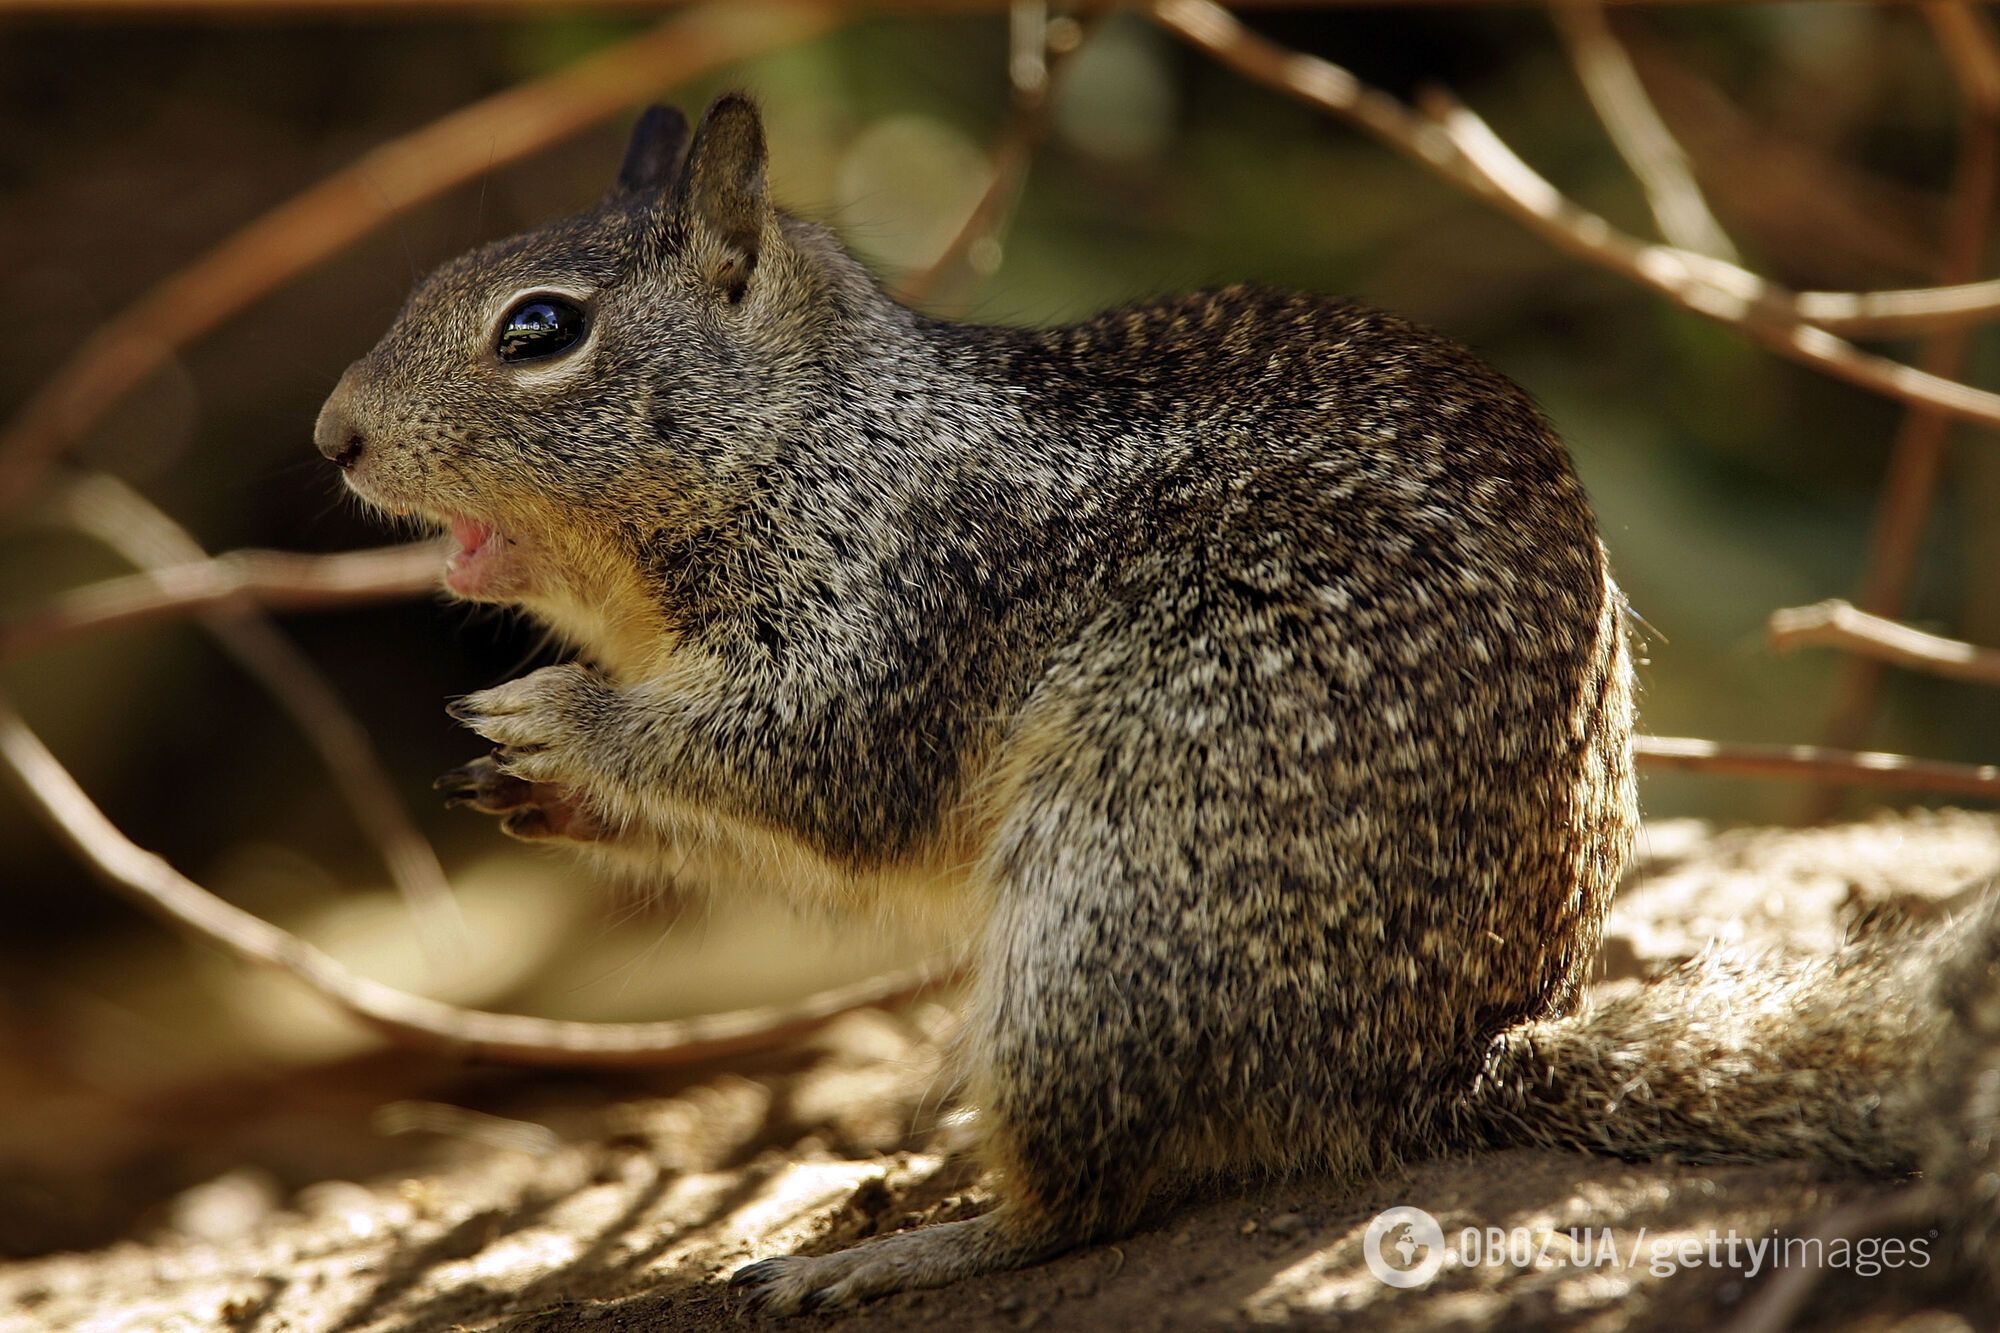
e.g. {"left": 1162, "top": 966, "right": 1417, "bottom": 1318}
{"left": 899, "top": 10, "right": 1098, "bottom": 309}
{"left": 1554, "top": 0, "right": 1736, "bottom": 259}
{"left": 1148, "top": 0, "right": 2000, "bottom": 431}
{"left": 1770, "top": 600, "right": 2000, "bottom": 689}
{"left": 1634, "top": 734, "right": 2000, "bottom": 801}
{"left": 1426, "top": 94, "right": 2000, "bottom": 427}
{"left": 0, "top": 537, "right": 442, "bottom": 661}
{"left": 1794, "top": 278, "right": 2000, "bottom": 336}
{"left": 0, "top": 689, "right": 958, "bottom": 1068}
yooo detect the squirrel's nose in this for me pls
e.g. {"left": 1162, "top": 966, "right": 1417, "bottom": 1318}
{"left": 323, "top": 428, "right": 365, "bottom": 471}
{"left": 315, "top": 410, "right": 366, "bottom": 470}
{"left": 315, "top": 383, "right": 368, "bottom": 470}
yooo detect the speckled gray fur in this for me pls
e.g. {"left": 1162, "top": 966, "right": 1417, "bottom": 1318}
{"left": 319, "top": 97, "right": 2000, "bottom": 1313}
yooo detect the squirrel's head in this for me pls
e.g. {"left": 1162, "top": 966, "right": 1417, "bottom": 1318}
{"left": 317, "top": 94, "right": 862, "bottom": 622}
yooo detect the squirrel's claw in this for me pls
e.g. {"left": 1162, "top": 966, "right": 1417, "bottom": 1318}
{"left": 433, "top": 755, "right": 534, "bottom": 813}
{"left": 730, "top": 1258, "right": 818, "bottom": 1316}
{"left": 436, "top": 753, "right": 609, "bottom": 843}
{"left": 728, "top": 1216, "right": 1036, "bottom": 1315}
{"left": 728, "top": 1257, "right": 782, "bottom": 1291}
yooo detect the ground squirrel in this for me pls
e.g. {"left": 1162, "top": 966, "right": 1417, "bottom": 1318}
{"left": 317, "top": 96, "right": 2000, "bottom": 1312}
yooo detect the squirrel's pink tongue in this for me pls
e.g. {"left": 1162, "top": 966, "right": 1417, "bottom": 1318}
{"left": 450, "top": 518, "right": 494, "bottom": 555}
{"left": 445, "top": 518, "right": 504, "bottom": 597}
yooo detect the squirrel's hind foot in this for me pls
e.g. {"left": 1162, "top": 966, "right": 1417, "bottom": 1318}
{"left": 730, "top": 1213, "right": 1058, "bottom": 1316}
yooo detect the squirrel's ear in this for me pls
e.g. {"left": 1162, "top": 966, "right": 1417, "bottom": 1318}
{"left": 612, "top": 104, "right": 690, "bottom": 198}
{"left": 675, "top": 93, "right": 770, "bottom": 303}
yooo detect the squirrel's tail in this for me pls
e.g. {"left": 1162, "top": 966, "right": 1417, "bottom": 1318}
{"left": 1460, "top": 888, "right": 2000, "bottom": 1174}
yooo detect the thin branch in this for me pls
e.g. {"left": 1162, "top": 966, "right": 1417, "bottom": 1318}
{"left": 0, "top": 687, "right": 958, "bottom": 1068}
{"left": 51, "top": 474, "right": 464, "bottom": 955}
{"left": 1634, "top": 735, "right": 2000, "bottom": 801}
{"left": 1147, "top": 0, "right": 2000, "bottom": 433}
{"left": 0, "top": 0, "right": 844, "bottom": 514}
{"left": 0, "top": 538, "right": 442, "bottom": 661}
{"left": 1815, "top": 1, "right": 2000, "bottom": 796}
{"left": 1553, "top": 0, "right": 1737, "bottom": 259}
{"left": 1426, "top": 94, "right": 2000, "bottom": 428}
{"left": 1793, "top": 278, "right": 2000, "bottom": 336}
{"left": 1771, "top": 600, "right": 2000, "bottom": 689}
{"left": 899, "top": 7, "right": 1096, "bottom": 309}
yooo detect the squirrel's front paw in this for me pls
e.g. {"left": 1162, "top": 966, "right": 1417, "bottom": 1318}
{"left": 434, "top": 755, "right": 607, "bottom": 842}
{"left": 448, "top": 663, "right": 615, "bottom": 794}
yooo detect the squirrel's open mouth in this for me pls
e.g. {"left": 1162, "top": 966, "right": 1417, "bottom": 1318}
{"left": 340, "top": 470, "right": 519, "bottom": 601}
{"left": 444, "top": 516, "right": 518, "bottom": 600}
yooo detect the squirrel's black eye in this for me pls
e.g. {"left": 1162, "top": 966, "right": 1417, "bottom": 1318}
{"left": 497, "top": 297, "right": 586, "bottom": 363}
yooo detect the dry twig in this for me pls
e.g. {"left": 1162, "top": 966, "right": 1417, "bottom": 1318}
{"left": 0, "top": 687, "right": 958, "bottom": 1067}
{"left": 1553, "top": 0, "right": 1735, "bottom": 259}
{"left": 1793, "top": 278, "right": 2000, "bottom": 337}
{"left": 0, "top": 0, "right": 844, "bottom": 514}
{"left": 1770, "top": 599, "right": 2000, "bottom": 690}
{"left": 1, "top": 535, "right": 442, "bottom": 661}
{"left": 1633, "top": 735, "right": 2000, "bottom": 801}
{"left": 899, "top": 7, "right": 1096, "bottom": 309}
{"left": 1146, "top": 0, "right": 2000, "bottom": 431}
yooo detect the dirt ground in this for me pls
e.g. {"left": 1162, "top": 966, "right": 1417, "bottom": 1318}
{"left": 3, "top": 810, "right": 1999, "bottom": 1333}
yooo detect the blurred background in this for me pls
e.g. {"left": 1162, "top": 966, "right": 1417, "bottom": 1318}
{"left": 0, "top": 0, "right": 1995, "bottom": 1262}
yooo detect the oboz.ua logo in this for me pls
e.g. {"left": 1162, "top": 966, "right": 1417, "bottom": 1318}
{"left": 1362, "top": 1206, "right": 1447, "bottom": 1288}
